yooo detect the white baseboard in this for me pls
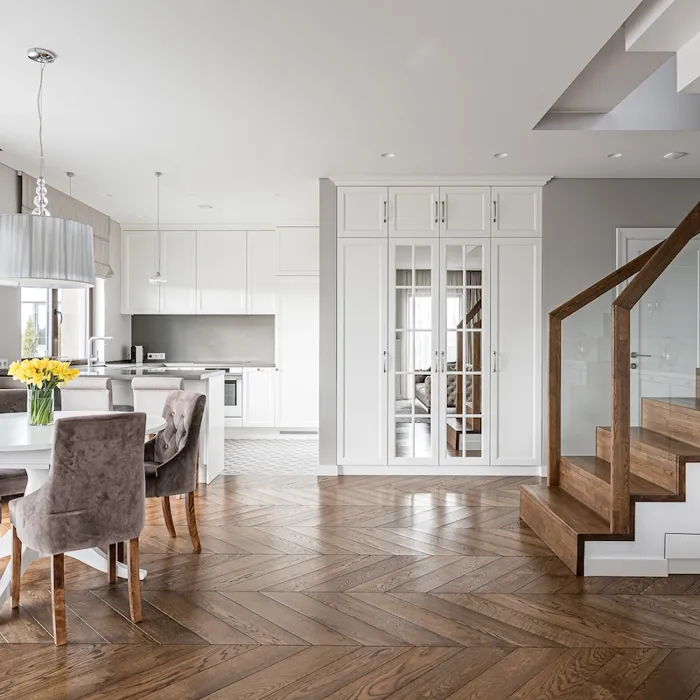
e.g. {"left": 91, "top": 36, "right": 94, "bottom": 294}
{"left": 317, "top": 464, "right": 339, "bottom": 476}
{"left": 335, "top": 465, "right": 543, "bottom": 476}
{"left": 584, "top": 556, "right": 669, "bottom": 577}
{"left": 225, "top": 428, "right": 317, "bottom": 440}
{"left": 668, "top": 559, "right": 700, "bottom": 574}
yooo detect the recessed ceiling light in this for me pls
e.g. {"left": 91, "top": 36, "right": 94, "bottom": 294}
{"left": 664, "top": 151, "right": 688, "bottom": 160}
{"left": 493, "top": 152, "right": 508, "bottom": 159}
{"left": 607, "top": 152, "right": 623, "bottom": 159}
{"left": 198, "top": 204, "right": 213, "bottom": 209}
{"left": 381, "top": 152, "right": 395, "bottom": 158}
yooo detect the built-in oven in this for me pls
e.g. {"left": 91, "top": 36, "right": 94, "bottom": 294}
{"left": 222, "top": 372, "right": 243, "bottom": 418}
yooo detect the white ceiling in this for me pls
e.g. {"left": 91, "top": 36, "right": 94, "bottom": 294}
{"left": 0, "top": 0, "right": 697, "bottom": 226}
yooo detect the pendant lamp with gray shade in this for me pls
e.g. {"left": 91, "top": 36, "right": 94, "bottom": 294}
{"left": 0, "top": 48, "right": 95, "bottom": 288}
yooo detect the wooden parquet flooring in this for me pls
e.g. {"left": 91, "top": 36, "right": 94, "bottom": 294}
{"left": 4, "top": 474, "right": 700, "bottom": 698}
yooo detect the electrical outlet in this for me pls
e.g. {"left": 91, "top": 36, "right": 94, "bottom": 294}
{"left": 147, "top": 352, "right": 166, "bottom": 361}
{"left": 0, "top": 359, "right": 7, "bottom": 369}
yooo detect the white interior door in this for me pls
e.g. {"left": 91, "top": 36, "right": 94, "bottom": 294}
{"left": 388, "top": 239, "right": 439, "bottom": 466}
{"left": 439, "top": 239, "right": 490, "bottom": 465}
{"left": 337, "top": 238, "right": 388, "bottom": 465}
{"left": 490, "top": 238, "right": 542, "bottom": 466}
{"left": 620, "top": 229, "right": 699, "bottom": 425}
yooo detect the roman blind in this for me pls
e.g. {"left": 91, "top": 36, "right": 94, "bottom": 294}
{"left": 21, "top": 173, "right": 114, "bottom": 278}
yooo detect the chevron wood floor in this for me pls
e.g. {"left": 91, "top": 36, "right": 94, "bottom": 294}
{"left": 4, "top": 475, "right": 700, "bottom": 698}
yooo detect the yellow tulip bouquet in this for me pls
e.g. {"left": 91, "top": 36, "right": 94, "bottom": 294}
{"left": 8, "top": 358, "right": 80, "bottom": 425}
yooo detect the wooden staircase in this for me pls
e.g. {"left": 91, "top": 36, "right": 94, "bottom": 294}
{"left": 521, "top": 200, "right": 700, "bottom": 575}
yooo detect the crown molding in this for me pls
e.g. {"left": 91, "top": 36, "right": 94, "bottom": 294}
{"left": 329, "top": 175, "right": 554, "bottom": 187}
{"left": 121, "top": 222, "right": 277, "bottom": 231}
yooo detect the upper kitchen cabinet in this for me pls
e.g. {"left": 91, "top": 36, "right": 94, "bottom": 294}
{"left": 389, "top": 186, "right": 440, "bottom": 237}
{"left": 439, "top": 187, "right": 491, "bottom": 237}
{"left": 491, "top": 187, "right": 542, "bottom": 238}
{"left": 337, "top": 186, "right": 387, "bottom": 238}
{"left": 160, "top": 230, "right": 197, "bottom": 314}
{"left": 247, "top": 230, "right": 278, "bottom": 314}
{"left": 197, "top": 230, "right": 247, "bottom": 314}
{"left": 277, "top": 226, "right": 319, "bottom": 275}
{"left": 122, "top": 230, "right": 160, "bottom": 314}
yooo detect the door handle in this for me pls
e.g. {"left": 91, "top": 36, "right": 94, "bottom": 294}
{"left": 441, "top": 200, "right": 446, "bottom": 224}
{"left": 492, "top": 350, "right": 497, "bottom": 372}
{"left": 432, "top": 349, "right": 438, "bottom": 373}
{"left": 383, "top": 350, "right": 388, "bottom": 373}
{"left": 492, "top": 200, "right": 497, "bottom": 224}
{"left": 383, "top": 200, "right": 388, "bottom": 224}
{"left": 630, "top": 352, "right": 651, "bottom": 358}
{"left": 434, "top": 201, "right": 438, "bottom": 224}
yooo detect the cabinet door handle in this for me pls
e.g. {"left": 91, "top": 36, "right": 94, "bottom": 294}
{"left": 383, "top": 200, "right": 388, "bottom": 224}
{"left": 383, "top": 350, "right": 388, "bottom": 373}
{"left": 434, "top": 200, "right": 438, "bottom": 224}
{"left": 440, "top": 350, "right": 446, "bottom": 373}
{"left": 492, "top": 350, "right": 497, "bottom": 372}
{"left": 432, "top": 349, "right": 438, "bottom": 373}
{"left": 492, "top": 199, "right": 497, "bottom": 225}
{"left": 441, "top": 200, "right": 446, "bottom": 223}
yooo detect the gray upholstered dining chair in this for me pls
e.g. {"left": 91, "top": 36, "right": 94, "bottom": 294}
{"left": 10, "top": 412, "right": 147, "bottom": 645}
{"left": 144, "top": 391, "right": 206, "bottom": 552}
{"left": 0, "top": 377, "right": 28, "bottom": 499}
{"left": 60, "top": 376, "right": 114, "bottom": 411}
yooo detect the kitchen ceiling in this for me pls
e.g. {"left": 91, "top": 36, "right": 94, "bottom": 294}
{"left": 0, "top": 0, "right": 696, "bottom": 226}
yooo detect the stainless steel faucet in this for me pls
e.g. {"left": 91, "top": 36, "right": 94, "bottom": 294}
{"left": 87, "top": 336, "right": 113, "bottom": 370}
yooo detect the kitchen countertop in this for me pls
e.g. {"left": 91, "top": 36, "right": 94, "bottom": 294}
{"left": 106, "top": 361, "right": 276, "bottom": 369}
{"left": 83, "top": 367, "right": 226, "bottom": 380}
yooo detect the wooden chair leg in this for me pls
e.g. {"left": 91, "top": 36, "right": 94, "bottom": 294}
{"left": 51, "top": 554, "right": 67, "bottom": 646}
{"left": 185, "top": 491, "right": 201, "bottom": 553}
{"left": 127, "top": 538, "right": 143, "bottom": 623}
{"left": 161, "top": 497, "right": 177, "bottom": 537}
{"left": 108, "top": 543, "right": 117, "bottom": 584}
{"left": 11, "top": 526, "right": 21, "bottom": 610}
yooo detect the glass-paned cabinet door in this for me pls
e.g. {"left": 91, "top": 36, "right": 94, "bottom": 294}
{"left": 389, "top": 240, "right": 439, "bottom": 465}
{"left": 439, "top": 239, "right": 490, "bottom": 464}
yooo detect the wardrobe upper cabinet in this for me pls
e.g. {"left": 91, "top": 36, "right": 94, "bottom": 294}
{"left": 337, "top": 187, "right": 387, "bottom": 238}
{"left": 440, "top": 187, "right": 491, "bottom": 237}
{"left": 122, "top": 230, "right": 160, "bottom": 315}
{"left": 247, "top": 230, "right": 277, "bottom": 314}
{"left": 389, "top": 187, "right": 440, "bottom": 238}
{"left": 197, "top": 230, "right": 247, "bottom": 314}
{"left": 160, "top": 230, "right": 197, "bottom": 315}
{"left": 492, "top": 187, "right": 542, "bottom": 237}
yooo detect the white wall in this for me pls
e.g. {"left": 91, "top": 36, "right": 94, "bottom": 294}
{"left": 103, "top": 219, "right": 131, "bottom": 361}
{"left": 0, "top": 164, "right": 21, "bottom": 363}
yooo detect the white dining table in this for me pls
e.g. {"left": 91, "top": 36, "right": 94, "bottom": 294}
{"left": 0, "top": 410, "right": 167, "bottom": 611}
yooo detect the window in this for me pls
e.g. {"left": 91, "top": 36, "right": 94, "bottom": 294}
{"left": 20, "top": 288, "right": 92, "bottom": 361}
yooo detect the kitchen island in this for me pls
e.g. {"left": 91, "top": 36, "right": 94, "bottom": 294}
{"left": 83, "top": 366, "right": 225, "bottom": 484}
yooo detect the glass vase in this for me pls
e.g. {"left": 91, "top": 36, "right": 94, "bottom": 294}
{"left": 27, "top": 388, "right": 54, "bottom": 426}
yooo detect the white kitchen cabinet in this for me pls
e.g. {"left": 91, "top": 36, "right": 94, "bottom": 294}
{"left": 277, "top": 227, "right": 319, "bottom": 275}
{"left": 247, "top": 230, "right": 277, "bottom": 314}
{"left": 389, "top": 186, "right": 440, "bottom": 238}
{"left": 197, "top": 230, "right": 247, "bottom": 314}
{"left": 121, "top": 230, "right": 160, "bottom": 314}
{"left": 160, "top": 230, "right": 197, "bottom": 314}
{"left": 242, "top": 367, "right": 277, "bottom": 428}
{"left": 276, "top": 276, "right": 319, "bottom": 430}
{"left": 337, "top": 238, "right": 387, "bottom": 465}
{"left": 337, "top": 186, "right": 387, "bottom": 238}
{"left": 439, "top": 187, "right": 491, "bottom": 237}
{"left": 490, "top": 237, "right": 542, "bottom": 465}
{"left": 492, "top": 187, "right": 542, "bottom": 237}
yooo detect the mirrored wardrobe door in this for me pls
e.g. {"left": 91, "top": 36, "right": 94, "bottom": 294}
{"left": 388, "top": 239, "right": 439, "bottom": 465}
{"left": 439, "top": 239, "right": 490, "bottom": 464}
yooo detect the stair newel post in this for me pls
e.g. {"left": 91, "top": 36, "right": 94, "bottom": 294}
{"left": 611, "top": 304, "right": 631, "bottom": 534}
{"left": 548, "top": 313, "right": 562, "bottom": 486}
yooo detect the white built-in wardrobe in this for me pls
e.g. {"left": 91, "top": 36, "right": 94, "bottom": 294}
{"left": 336, "top": 181, "right": 544, "bottom": 473}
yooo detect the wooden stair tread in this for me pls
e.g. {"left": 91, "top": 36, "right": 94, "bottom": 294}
{"left": 561, "top": 455, "right": 675, "bottom": 498}
{"left": 598, "top": 426, "right": 700, "bottom": 461}
{"left": 644, "top": 397, "right": 700, "bottom": 411}
{"left": 520, "top": 484, "right": 609, "bottom": 535}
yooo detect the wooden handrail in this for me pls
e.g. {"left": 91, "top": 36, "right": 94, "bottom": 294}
{"left": 458, "top": 298, "right": 482, "bottom": 329}
{"left": 608, "top": 200, "right": 700, "bottom": 533}
{"left": 547, "top": 241, "right": 662, "bottom": 488}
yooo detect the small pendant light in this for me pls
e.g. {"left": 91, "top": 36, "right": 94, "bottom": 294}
{"left": 0, "top": 49, "right": 95, "bottom": 288}
{"left": 149, "top": 171, "right": 167, "bottom": 286}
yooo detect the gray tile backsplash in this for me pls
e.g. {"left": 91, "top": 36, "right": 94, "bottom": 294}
{"left": 131, "top": 315, "right": 275, "bottom": 363}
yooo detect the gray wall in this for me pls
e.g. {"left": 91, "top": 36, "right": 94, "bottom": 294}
{"left": 318, "top": 178, "right": 337, "bottom": 467}
{"left": 543, "top": 178, "right": 700, "bottom": 454}
{"left": 0, "top": 164, "right": 21, "bottom": 362}
{"left": 131, "top": 314, "right": 275, "bottom": 363}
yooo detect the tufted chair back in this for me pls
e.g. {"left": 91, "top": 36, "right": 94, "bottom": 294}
{"left": 144, "top": 391, "right": 206, "bottom": 498}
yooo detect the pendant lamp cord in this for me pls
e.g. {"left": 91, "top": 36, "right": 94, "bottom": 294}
{"left": 156, "top": 172, "right": 161, "bottom": 275}
{"left": 37, "top": 62, "right": 45, "bottom": 182}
